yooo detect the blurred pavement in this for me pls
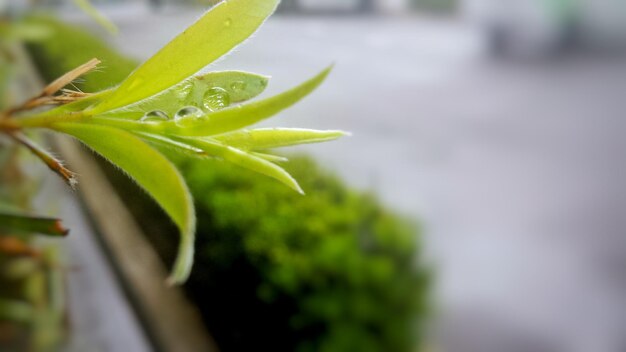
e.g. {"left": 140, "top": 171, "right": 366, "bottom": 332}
{"left": 35, "top": 176, "right": 150, "bottom": 352}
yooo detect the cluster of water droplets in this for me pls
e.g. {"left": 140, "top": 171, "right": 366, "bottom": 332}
{"left": 139, "top": 83, "right": 243, "bottom": 126}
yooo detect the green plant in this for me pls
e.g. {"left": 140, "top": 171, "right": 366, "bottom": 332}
{"left": 1, "top": 0, "right": 346, "bottom": 284}
{"left": 88, "top": 151, "right": 428, "bottom": 352}
{"left": 27, "top": 14, "right": 430, "bottom": 352}
{"left": 180, "top": 156, "right": 429, "bottom": 352}
{"left": 20, "top": 5, "right": 429, "bottom": 351}
{"left": 0, "top": 148, "right": 67, "bottom": 352}
{"left": 1, "top": 11, "right": 68, "bottom": 351}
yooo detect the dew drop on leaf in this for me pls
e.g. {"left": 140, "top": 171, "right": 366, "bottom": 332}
{"left": 203, "top": 87, "right": 231, "bottom": 111}
{"left": 177, "top": 82, "right": 194, "bottom": 100}
{"left": 175, "top": 106, "right": 206, "bottom": 126}
{"left": 230, "top": 81, "right": 246, "bottom": 91}
{"left": 140, "top": 110, "right": 170, "bottom": 122}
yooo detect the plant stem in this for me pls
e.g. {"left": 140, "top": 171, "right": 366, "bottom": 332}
{"left": 7, "top": 132, "right": 77, "bottom": 188}
{"left": 13, "top": 111, "right": 85, "bottom": 129}
{"left": 0, "top": 118, "right": 19, "bottom": 131}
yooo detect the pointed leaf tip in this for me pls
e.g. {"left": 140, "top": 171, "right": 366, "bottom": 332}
{"left": 214, "top": 128, "right": 348, "bottom": 150}
{"left": 174, "top": 137, "right": 304, "bottom": 194}
{"left": 167, "top": 65, "right": 334, "bottom": 136}
{"left": 0, "top": 212, "right": 69, "bottom": 237}
{"left": 91, "top": 0, "right": 280, "bottom": 114}
{"left": 52, "top": 220, "right": 70, "bottom": 237}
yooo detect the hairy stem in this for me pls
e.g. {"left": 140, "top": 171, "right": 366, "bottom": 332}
{"left": 12, "top": 111, "right": 86, "bottom": 129}
{"left": 8, "top": 132, "right": 77, "bottom": 188}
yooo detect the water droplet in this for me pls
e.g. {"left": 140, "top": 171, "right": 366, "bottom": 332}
{"left": 140, "top": 110, "right": 169, "bottom": 122}
{"left": 174, "top": 106, "right": 205, "bottom": 126}
{"left": 230, "top": 81, "right": 246, "bottom": 92}
{"left": 224, "top": 18, "right": 232, "bottom": 27}
{"left": 203, "top": 87, "right": 231, "bottom": 111}
{"left": 177, "top": 81, "right": 194, "bottom": 100}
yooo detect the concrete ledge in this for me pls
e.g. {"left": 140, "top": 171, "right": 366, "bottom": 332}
{"left": 55, "top": 136, "right": 218, "bottom": 352}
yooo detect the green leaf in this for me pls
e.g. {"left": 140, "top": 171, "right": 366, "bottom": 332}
{"left": 170, "top": 66, "right": 332, "bottom": 136}
{"left": 214, "top": 128, "right": 348, "bottom": 150}
{"left": 0, "top": 212, "right": 68, "bottom": 237}
{"left": 0, "top": 64, "right": 10, "bottom": 111}
{"left": 177, "top": 137, "right": 303, "bottom": 194}
{"left": 101, "top": 71, "right": 269, "bottom": 120}
{"left": 222, "top": 147, "right": 304, "bottom": 193}
{"left": 53, "top": 123, "right": 195, "bottom": 284}
{"left": 0, "top": 200, "right": 19, "bottom": 213}
{"left": 73, "top": 0, "right": 118, "bottom": 35}
{"left": 137, "top": 132, "right": 206, "bottom": 158}
{"left": 250, "top": 152, "right": 288, "bottom": 163}
{"left": 89, "top": 66, "right": 332, "bottom": 137}
{"left": 90, "top": 0, "right": 279, "bottom": 114}
{"left": 0, "top": 21, "right": 50, "bottom": 42}
{"left": 0, "top": 299, "right": 33, "bottom": 323}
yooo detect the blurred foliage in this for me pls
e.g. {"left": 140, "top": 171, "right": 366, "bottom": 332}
{"left": 24, "top": 16, "right": 136, "bottom": 93}
{"left": 0, "top": 16, "right": 66, "bottom": 352}
{"left": 178, "top": 156, "right": 430, "bottom": 352}
{"left": 0, "top": 245, "right": 65, "bottom": 352}
{"left": 410, "top": 0, "right": 458, "bottom": 14}
{"left": 27, "top": 16, "right": 430, "bottom": 352}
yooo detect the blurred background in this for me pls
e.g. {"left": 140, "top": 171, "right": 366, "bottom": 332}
{"left": 3, "top": 0, "right": 626, "bottom": 351}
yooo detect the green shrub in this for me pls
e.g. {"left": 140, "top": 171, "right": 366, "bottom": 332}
{"left": 27, "top": 17, "right": 430, "bottom": 352}
{"left": 179, "top": 156, "right": 429, "bottom": 352}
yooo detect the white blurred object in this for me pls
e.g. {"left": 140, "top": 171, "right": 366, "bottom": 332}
{"left": 463, "top": 0, "right": 626, "bottom": 57}
{"left": 299, "top": 0, "right": 362, "bottom": 11}
{"left": 462, "top": 0, "right": 566, "bottom": 57}
{"left": 580, "top": 0, "right": 626, "bottom": 49}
